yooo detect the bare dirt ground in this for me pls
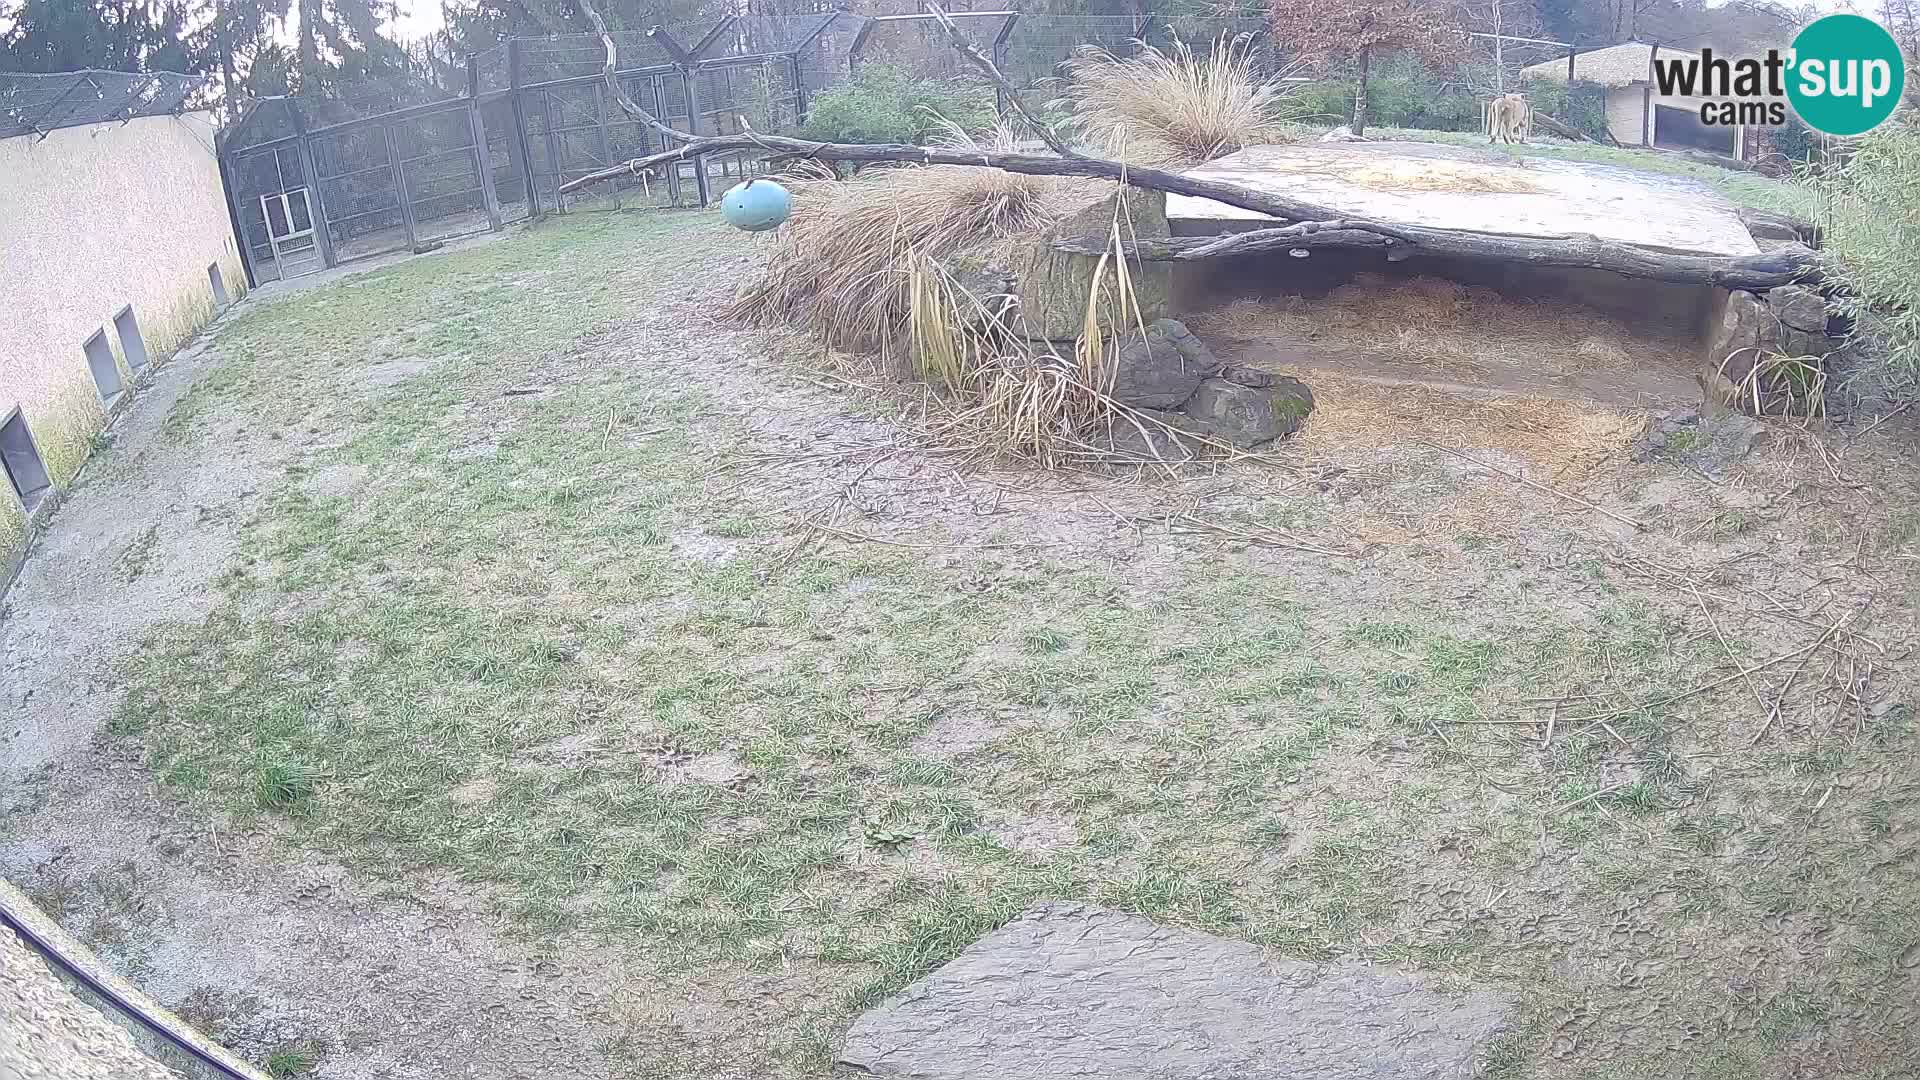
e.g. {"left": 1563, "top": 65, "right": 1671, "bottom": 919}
{"left": 2, "top": 211, "right": 1917, "bottom": 1080}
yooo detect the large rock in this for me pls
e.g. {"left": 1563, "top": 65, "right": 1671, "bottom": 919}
{"left": 839, "top": 902, "right": 1512, "bottom": 1079}
{"left": 1180, "top": 375, "right": 1314, "bottom": 448}
{"left": 1709, "top": 289, "right": 1771, "bottom": 362}
{"left": 1110, "top": 318, "right": 1221, "bottom": 408}
{"left": 962, "top": 187, "right": 1176, "bottom": 342}
{"left": 1767, "top": 285, "right": 1827, "bottom": 334}
{"left": 1104, "top": 410, "right": 1204, "bottom": 462}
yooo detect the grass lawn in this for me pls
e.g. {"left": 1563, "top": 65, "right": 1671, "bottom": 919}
{"left": 87, "top": 208, "right": 1920, "bottom": 1078}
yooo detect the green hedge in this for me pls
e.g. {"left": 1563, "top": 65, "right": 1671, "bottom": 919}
{"left": 800, "top": 63, "right": 996, "bottom": 145}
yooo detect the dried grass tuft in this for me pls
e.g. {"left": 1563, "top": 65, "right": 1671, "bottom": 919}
{"left": 727, "top": 124, "right": 1099, "bottom": 353}
{"left": 1055, "top": 35, "right": 1302, "bottom": 167}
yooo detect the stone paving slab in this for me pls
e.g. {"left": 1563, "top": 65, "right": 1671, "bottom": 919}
{"left": 1167, "top": 141, "right": 1760, "bottom": 258}
{"left": 839, "top": 901, "right": 1512, "bottom": 1079}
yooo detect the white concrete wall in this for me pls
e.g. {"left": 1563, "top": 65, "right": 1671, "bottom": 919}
{"left": 1606, "top": 86, "right": 1648, "bottom": 146}
{"left": 0, "top": 111, "right": 244, "bottom": 559}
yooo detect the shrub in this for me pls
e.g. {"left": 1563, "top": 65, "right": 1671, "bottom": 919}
{"left": 1524, "top": 76, "right": 1610, "bottom": 142}
{"left": 799, "top": 63, "right": 995, "bottom": 145}
{"left": 1057, "top": 34, "right": 1303, "bottom": 165}
{"left": 1816, "top": 121, "right": 1920, "bottom": 395}
{"left": 1291, "top": 54, "right": 1486, "bottom": 133}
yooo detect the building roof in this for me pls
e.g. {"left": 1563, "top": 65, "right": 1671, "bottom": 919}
{"left": 1521, "top": 41, "right": 1660, "bottom": 89}
{"left": 0, "top": 69, "right": 208, "bottom": 142}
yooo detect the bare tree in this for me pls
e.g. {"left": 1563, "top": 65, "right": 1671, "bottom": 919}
{"left": 1456, "top": 0, "right": 1546, "bottom": 95}
{"left": 1269, "top": 0, "right": 1467, "bottom": 136}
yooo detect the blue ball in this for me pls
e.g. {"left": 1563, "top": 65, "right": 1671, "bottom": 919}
{"left": 721, "top": 178, "right": 792, "bottom": 233}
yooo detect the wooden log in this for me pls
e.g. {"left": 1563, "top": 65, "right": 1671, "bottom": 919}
{"left": 562, "top": 0, "right": 1820, "bottom": 293}
{"left": 1053, "top": 229, "right": 1820, "bottom": 289}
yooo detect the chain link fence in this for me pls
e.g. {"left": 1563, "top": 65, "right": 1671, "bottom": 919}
{"left": 217, "top": 11, "right": 1279, "bottom": 285}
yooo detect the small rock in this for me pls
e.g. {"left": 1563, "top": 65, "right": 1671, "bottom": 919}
{"left": 1767, "top": 285, "right": 1827, "bottom": 334}
{"left": 1109, "top": 319, "right": 1222, "bottom": 408}
{"left": 1219, "top": 365, "right": 1275, "bottom": 388}
{"left": 1179, "top": 376, "right": 1314, "bottom": 448}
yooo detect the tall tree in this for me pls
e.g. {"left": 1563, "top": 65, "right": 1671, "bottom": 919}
{"left": 291, "top": 0, "right": 408, "bottom": 95}
{"left": 0, "top": 0, "right": 192, "bottom": 72}
{"left": 1269, "top": 0, "right": 1465, "bottom": 136}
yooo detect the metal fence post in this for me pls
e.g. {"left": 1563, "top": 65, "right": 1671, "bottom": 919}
{"left": 382, "top": 122, "right": 420, "bottom": 250}
{"left": 506, "top": 38, "right": 541, "bottom": 218}
{"left": 466, "top": 55, "right": 504, "bottom": 231}
{"left": 215, "top": 151, "right": 259, "bottom": 289}
{"left": 286, "top": 104, "right": 338, "bottom": 269}
{"left": 789, "top": 52, "right": 806, "bottom": 126}
{"left": 593, "top": 79, "right": 620, "bottom": 209}
{"left": 690, "top": 74, "right": 712, "bottom": 206}
{"left": 992, "top": 13, "right": 1018, "bottom": 118}
{"left": 540, "top": 89, "right": 565, "bottom": 214}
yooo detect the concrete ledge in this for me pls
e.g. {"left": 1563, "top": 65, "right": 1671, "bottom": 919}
{"left": 0, "top": 877, "right": 272, "bottom": 1080}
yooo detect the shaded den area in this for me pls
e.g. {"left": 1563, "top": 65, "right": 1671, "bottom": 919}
{"left": 1173, "top": 244, "right": 1717, "bottom": 407}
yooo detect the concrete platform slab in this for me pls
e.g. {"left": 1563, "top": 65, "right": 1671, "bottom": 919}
{"left": 1167, "top": 141, "right": 1760, "bottom": 258}
{"left": 839, "top": 901, "right": 1512, "bottom": 1079}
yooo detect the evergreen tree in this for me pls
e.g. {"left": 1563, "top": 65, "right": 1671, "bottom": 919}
{"left": 0, "top": 0, "right": 191, "bottom": 72}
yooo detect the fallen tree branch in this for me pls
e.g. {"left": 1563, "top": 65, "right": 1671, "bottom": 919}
{"left": 575, "top": 0, "right": 681, "bottom": 147}
{"left": 560, "top": 0, "right": 1820, "bottom": 291}
{"left": 924, "top": 3, "right": 1074, "bottom": 157}
{"left": 1528, "top": 112, "right": 1592, "bottom": 144}
{"left": 1057, "top": 229, "right": 1818, "bottom": 288}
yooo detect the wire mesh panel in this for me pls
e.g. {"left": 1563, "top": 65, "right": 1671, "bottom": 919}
{"left": 226, "top": 143, "right": 321, "bottom": 283}
{"left": 518, "top": 30, "right": 674, "bottom": 84}
{"left": 997, "top": 14, "right": 1147, "bottom": 94}
{"left": 524, "top": 72, "right": 696, "bottom": 212}
{"left": 795, "top": 11, "right": 866, "bottom": 108}
{"left": 854, "top": 12, "right": 1015, "bottom": 82}
{"left": 479, "top": 96, "right": 532, "bottom": 221}
{"left": 0, "top": 70, "right": 207, "bottom": 139}
{"left": 391, "top": 103, "right": 494, "bottom": 245}
{"left": 309, "top": 122, "right": 409, "bottom": 263}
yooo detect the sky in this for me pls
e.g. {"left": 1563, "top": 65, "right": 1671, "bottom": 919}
{"left": 386, "top": 0, "right": 446, "bottom": 43}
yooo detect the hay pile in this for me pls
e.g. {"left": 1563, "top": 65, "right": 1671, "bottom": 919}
{"left": 727, "top": 131, "right": 1101, "bottom": 354}
{"left": 1193, "top": 274, "right": 1693, "bottom": 377}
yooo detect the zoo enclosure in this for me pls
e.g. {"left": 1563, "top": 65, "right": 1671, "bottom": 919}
{"left": 215, "top": 11, "right": 1279, "bottom": 286}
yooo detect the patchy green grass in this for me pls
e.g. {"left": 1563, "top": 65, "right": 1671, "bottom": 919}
{"left": 105, "top": 211, "right": 1919, "bottom": 1079}
{"left": 264, "top": 1040, "right": 323, "bottom": 1078}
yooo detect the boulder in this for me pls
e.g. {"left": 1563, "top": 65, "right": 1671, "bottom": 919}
{"left": 1708, "top": 289, "right": 1771, "bottom": 362}
{"left": 1180, "top": 376, "right": 1315, "bottom": 448}
{"left": 1320, "top": 125, "right": 1365, "bottom": 143}
{"left": 1109, "top": 319, "right": 1221, "bottom": 408}
{"left": 1767, "top": 285, "right": 1827, "bottom": 334}
{"left": 945, "top": 188, "right": 1176, "bottom": 342}
{"left": 1219, "top": 365, "right": 1276, "bottom": 388}
{"left": 1776, "top": 325, "right": 1834, "bottom": 358}
{"left": 1105, "top": 410, "right": 1204, "bottom": 462}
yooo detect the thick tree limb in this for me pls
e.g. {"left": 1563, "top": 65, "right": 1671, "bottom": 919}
{"left": 560, "top": 0, "right": 1818, "bottom": 291}
{"left": 1528, "top": 112, "right": 1593, "bottom": 144}
{"left": 924, "top": 3, "right": 1075, "bottom": 157}
{"left": 574, "top": 0, "right": 682, "bottom": 145}
{"left": 1057, "top": 228, "right": 1820, "bottom": 288}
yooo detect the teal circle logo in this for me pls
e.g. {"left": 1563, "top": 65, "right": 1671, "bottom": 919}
{"left": 1787, "top": 15, "right": 1906, "bottom": 136}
